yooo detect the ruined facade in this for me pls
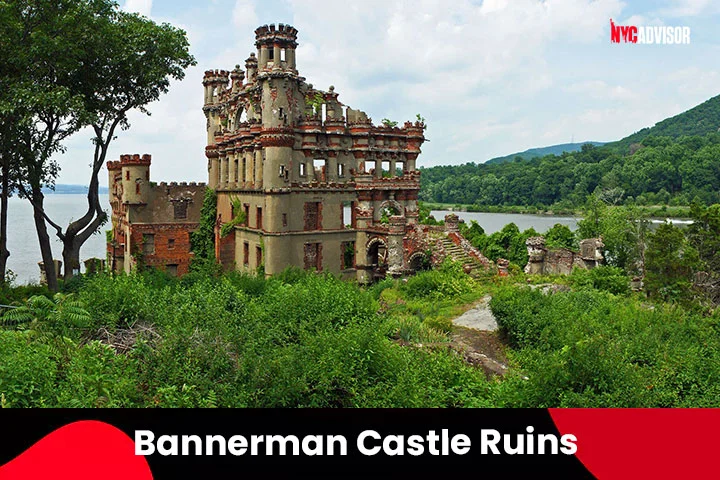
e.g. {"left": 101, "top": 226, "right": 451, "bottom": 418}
{"left": 524, "top": 236, "right": 604, "bottom": 275}
{"left": 107, "top": 154, "right": 205, "bottom": 276}
{"left": 107, "top": 24, "right": 432, "bottom": 282}
{"left": 203, "top": 24, "right": 426, "bottom": 283}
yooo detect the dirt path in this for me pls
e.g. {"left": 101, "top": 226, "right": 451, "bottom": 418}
{"left": 451, "top": 295, "right": 497, "bottom": 331}
{"left": 450, "top": 296, "right": 509, "bottom": 377}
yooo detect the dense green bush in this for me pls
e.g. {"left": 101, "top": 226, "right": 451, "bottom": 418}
{"left": 0, "top": 269, "right": 493, "bottom": 407}
{"left": 0, "top": 331, "right": 57, "bottom": 407}
{"left": 490, "top": 286, "right": 720, "bottom": 407}
{"left": 569, "top": 266, "right": 630, "bottom": 295}
{"left": 2, "top": 257, "right": 720, "bottom": 409}
{"left": 402, "top": 259, "right": 474, "bottom": 299}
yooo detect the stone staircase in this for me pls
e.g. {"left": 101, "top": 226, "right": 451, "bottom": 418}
{"left": 439, "top": 236, "right": 488, "bottom": 278}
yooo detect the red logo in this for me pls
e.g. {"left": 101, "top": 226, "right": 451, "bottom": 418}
{"left": 610, "top": 19, "right": 690, "bottom": 44}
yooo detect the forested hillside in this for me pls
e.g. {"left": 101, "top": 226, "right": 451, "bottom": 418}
{"left": 610, "top": 94, "right": 720, "bottom": 153}
{"left": 485, "top": 141, "right": 605, "bottom": 165}
{"left": 420, "top": 94, "right": 720, "bottom": 208}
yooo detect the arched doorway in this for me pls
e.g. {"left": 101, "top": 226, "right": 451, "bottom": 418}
{"left": 377, "top": 199, "right": 404, "bottom": 223}
{"left": 408, "top": 252, "right": 431, "bottom": 272}
{"left": 366, "top": 237, "right": 388, "bottom": 280}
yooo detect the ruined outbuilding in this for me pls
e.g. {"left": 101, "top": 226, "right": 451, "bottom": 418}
{"left": 107, "top": 154, "right": 205, "bottom": 276}
{"left": 524, "top": 236, "right": 604, "bottom": 275}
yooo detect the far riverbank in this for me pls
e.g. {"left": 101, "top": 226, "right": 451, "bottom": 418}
{"left": 421, "top": 202, "right": 691, "bottom": 218}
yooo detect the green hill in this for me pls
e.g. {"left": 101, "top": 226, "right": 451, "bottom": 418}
{"left": 420, "top": 92, "right": 720, "bottom": 208}
{"left": 485, "top": 142, "right": 605, "bottom": 164}
{"left": 610, "top": 94, "right": 720, "bottom": 152}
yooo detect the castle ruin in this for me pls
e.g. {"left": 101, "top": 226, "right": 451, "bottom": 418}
{"left": 107, "top": 24, "right": 432, "bottom": 282}
{"left": 107, "top": 154, "right": 205, "bottom": 276}
{"left": 524, "top": 236, "right": 604, "bottom": 275}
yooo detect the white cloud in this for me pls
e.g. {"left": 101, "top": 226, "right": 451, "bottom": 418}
{"left": 233, "top": 0, "right": 258, "bottom": 30}
{"left": 620, "top": 15, "right": 666, "bottom": 26}
{"left": 665, "top": 67, "right": 720, "bottom": 99}
{"left": 51, "top": 0, "right": 720, "bottom": 184}
{"left": 657, "top": 0, "right": 720, "bottom": 17}
{"left": 565, "top": 80, "right": 635, "bottom": 100}
{"left": 122, "top": 0, "right": 153, "bottom": 17}
{"left": 288, "top": 0, "right": 622, "bottom": 108}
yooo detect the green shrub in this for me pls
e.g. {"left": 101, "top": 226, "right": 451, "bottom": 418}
{"left": 0, "top": 331, "right": 57, "bottom": 407}
{"left": 424, "top": 315, "right": 453, "bottom": 334}
{"left": 570, "top": 266, "right": 630, "bottom": 295}
{"left": 78, "top": 274, "right": 156, "bottom": 330}
{"left": 403, "top": 259, "right": 474, "bottom": 299}
{"left": 490, "top": 285, "right": 720, "bottom": 407}
{"left": 490, "top": 286, "right": 548, "bottom": 349}
{"left": 56, "top": 341, "right": 141, "bottom": 407}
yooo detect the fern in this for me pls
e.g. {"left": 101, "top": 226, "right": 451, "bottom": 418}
{"left": 0, "top": 294, "right": 91, "bottom": 334}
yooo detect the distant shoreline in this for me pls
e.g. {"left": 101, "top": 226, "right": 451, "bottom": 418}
{"left": 42, "top": 185, "right": 109, "bottom": 195}
{"left": 422, "top": 202, "right": 692, "bottom": 219}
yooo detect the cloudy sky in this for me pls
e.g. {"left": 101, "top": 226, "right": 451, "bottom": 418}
{"left": 57, "top": 0, "right": 720, "bottom": 186}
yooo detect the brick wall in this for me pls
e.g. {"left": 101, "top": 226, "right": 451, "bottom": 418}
{"left": 129, "top": 223, "right": 198, "bottom": 276}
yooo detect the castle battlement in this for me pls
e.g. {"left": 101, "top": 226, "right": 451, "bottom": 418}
{"left": 108, "top": 23, "right": 442, "bottom": 284}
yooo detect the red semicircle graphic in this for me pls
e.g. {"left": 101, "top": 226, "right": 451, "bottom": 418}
{"left": 0, "top": 420, "right": 153, "bottom": 480}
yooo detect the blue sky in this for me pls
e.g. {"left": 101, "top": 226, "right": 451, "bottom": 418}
{"left": 56, "top": 0, "right": 720, "bottom": 185}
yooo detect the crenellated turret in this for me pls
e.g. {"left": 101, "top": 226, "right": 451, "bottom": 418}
{"left": 230, "top": 65, "right": 245, "bottom": 93}
{"left": 244, "top": 53, "right": 258, "bottom": 85}
{"left": 202, "top": 69, "right": 230, "bottom": 106}
{"left": 255, "top": 23, "right": 298, "bottom": 72}
{"left": 117, "top": 154, "right": 152, "bottom": 204}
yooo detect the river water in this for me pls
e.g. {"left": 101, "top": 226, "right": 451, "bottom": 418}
{"left": 6, "top": 195, "right": 687, "bottom": 285}
{"left": 430, "top": 210, "right": 579, "bottom": 234}
{"left": 7, "top": 195, "right": 111, "bottom": 285}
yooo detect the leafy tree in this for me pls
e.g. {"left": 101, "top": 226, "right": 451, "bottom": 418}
{"left": 1, "top": 1, "right": 195, "bottom": 287}
{"left": 645, "top": 222, "right": 700, "bottom": 300}
{"left": 44, "top": 6, "right": 196, "bottom": 280}
{"left": 0, "top": 121, "right": 20, "bottom": 285}
{"left": 577, "top": 194, "right": 649, "bottom": 274}
{"left": 1, "top": 0, "right": 97, "bottom": 290}
{"left": 598, "top": 207, "right": 649, "bottom": 274}
{"left": 686, "top": 203, "right": 720, "bottom": 276}
{"left": 544, "top": 223, "right": 575, "bottom": 249}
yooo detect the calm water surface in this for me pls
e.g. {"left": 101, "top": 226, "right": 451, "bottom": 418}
{"left": 430, "top": 210, "right": 579, "bottom": 234}
{"left": 7, "top": 196, "right": 684, "bottom": 285}
{"left": 7, "top": 194, "right": 110, "bottom": 285}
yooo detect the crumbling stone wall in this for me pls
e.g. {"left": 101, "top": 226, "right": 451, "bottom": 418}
{"left": 524, "top": 236, "right": 604, "bottom": 275}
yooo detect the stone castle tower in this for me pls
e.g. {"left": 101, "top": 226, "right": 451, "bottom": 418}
{"left": 108, "top": 23, "right": 428, "bottom": 282}
{"left": 204, "top": 23, "right": 426, "bottom": 283}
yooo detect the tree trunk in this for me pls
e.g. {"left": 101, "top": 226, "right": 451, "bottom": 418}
{"left": 59, "top": 139, "right": 108, "bottom": 280}
{"left": 62, "top": 240, "right": 79, "bottom": 280}
{"left": 0, "top": 155, "right": 10, "bottom": 285}
{"left": 31, "top": 189, "right": 59, "bottom": 291}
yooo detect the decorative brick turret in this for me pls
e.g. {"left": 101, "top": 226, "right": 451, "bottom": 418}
{"left": 198, "top": 23, "right": 431, "bottom": 283}
{"left": 255, "top": 23, "right": 298, "bottom": 71}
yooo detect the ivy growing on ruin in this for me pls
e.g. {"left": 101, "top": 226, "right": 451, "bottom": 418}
{"left": 190, "top": 188, "right": 217, "bottom": 262}
{"left": 220, "top": 197, "right": 247, "bottom": 238}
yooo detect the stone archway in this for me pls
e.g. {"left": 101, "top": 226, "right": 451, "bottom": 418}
{"left": 366, "top": 237, "right": 388, "bottom": 268}
{"left": 408, "top": 251, "right": 430, "bottom": 272}
{"left": 235, "top": 106, "right": 248, "bottom": 126}
{"left": 378, "top": 199, "right": 405, "bottom": 218}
